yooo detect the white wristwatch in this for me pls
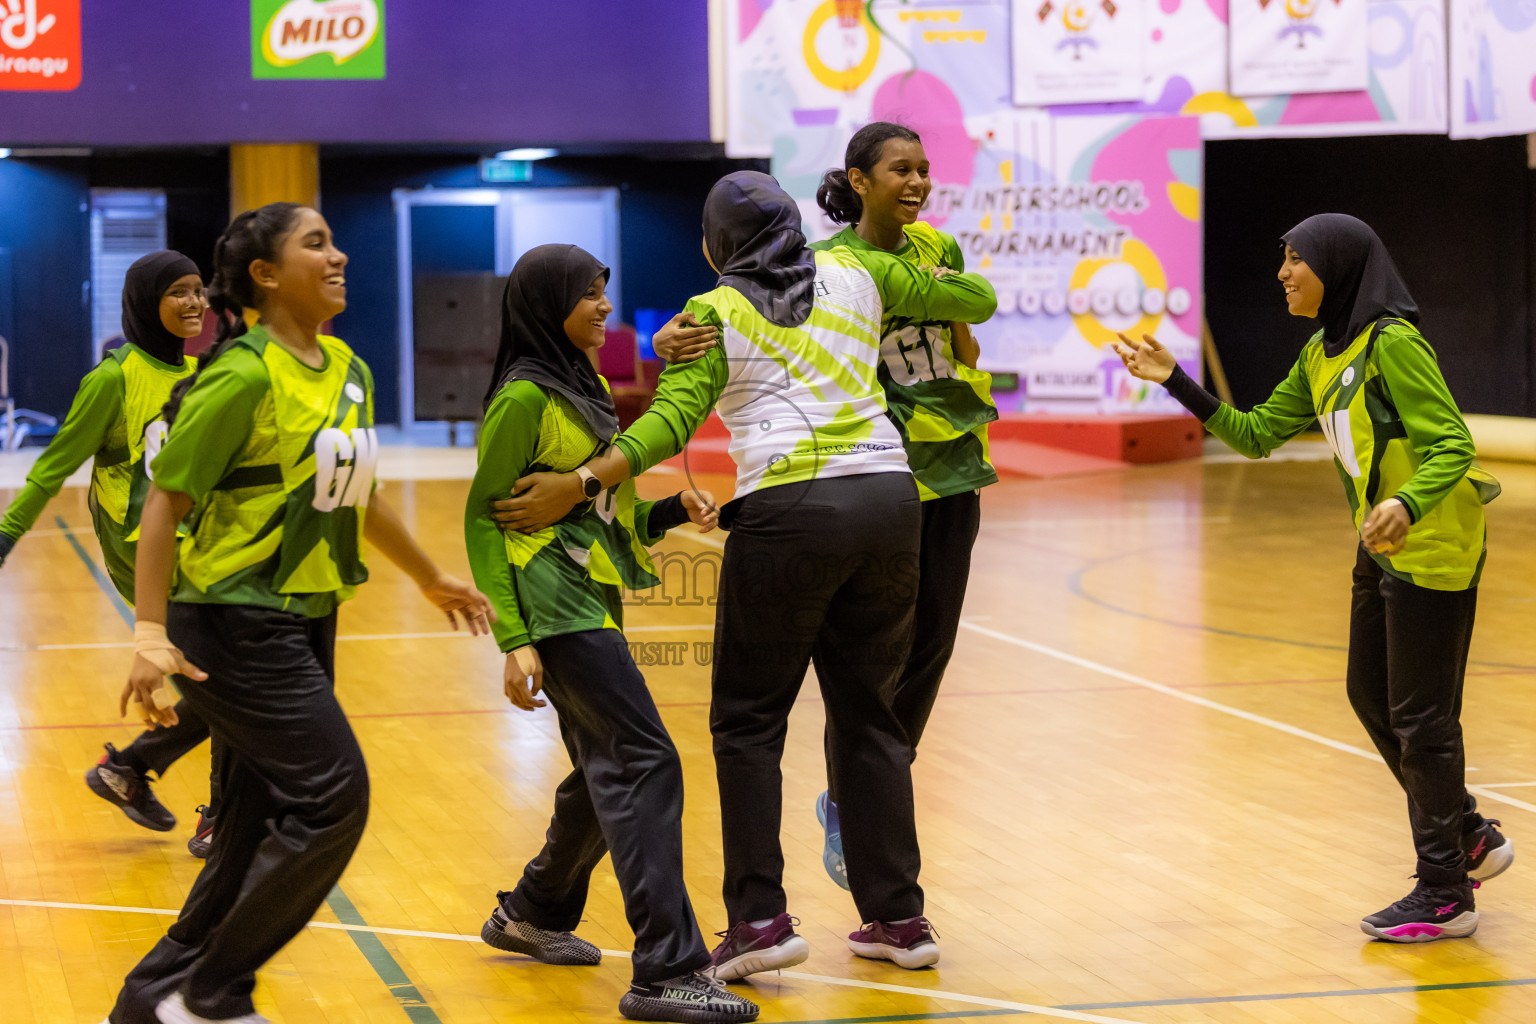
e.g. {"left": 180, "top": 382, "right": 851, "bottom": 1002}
{"left": 574, "top": 465, "right": 602, "bottom": 499}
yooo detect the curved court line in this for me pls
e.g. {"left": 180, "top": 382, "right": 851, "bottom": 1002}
{"left": 0, "top": 897, "right": 1146, "bottom": 1024}
{"left": 1067, "top": 550, "right": 1536, "bottom": 672}
{"left": 957, "top": 620, "right": 1536, "bottom": 820}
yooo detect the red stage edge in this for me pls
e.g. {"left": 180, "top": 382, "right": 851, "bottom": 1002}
{"left": 658, "top": 412, "right": 1206, "bottom": 483}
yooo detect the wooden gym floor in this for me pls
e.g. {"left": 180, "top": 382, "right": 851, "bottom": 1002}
{"left": 2, "top": 439, "right": 1534, "bottom": 1024}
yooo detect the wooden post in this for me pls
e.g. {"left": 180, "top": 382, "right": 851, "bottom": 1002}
{"left": 229, "top": 143, "right": 320, "bottom": 220}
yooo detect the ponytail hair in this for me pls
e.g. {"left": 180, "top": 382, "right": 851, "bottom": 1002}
{"left": 163, "top": 202, "right": 305, "bottom": 425}
{"left": 815, "top": 121, "right": 923, "bottom": 225}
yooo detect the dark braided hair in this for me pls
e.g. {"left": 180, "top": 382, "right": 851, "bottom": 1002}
{"left": 815, "top": 122, "right": 923, "bottom": 225}
{"left": 162, "top": 203, "right": 305, "bottom": 425}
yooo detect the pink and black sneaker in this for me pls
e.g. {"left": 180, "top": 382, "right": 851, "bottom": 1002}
{"left": 85, "top": 743, "right": 176, "bottom": 832}
{"left": 847, "top": 916, "right": 940, "bottom": 968}
{"left": 1360, "top": 878, "right": 1478, "bottom": 943}
{"left": 1463, "top": 819, "right": 1514, "bottom": 882}
{"left": 706, "top": 913, "right": 809, "bottom": 981}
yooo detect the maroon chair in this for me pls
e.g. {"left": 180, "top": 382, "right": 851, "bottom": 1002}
{"left": 598, "top": 324, "right": 657, "bottom": 428}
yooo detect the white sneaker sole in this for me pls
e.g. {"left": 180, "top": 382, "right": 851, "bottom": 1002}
{"left": 847, "top": 937, "right": 941, "bottom": 968}
{"left": 155, "top": 990, "right": 271, "bottom": 1023}
{"left": 710, "top": 935, "right": 810, "bottom": 981}
{"left": 1361, "top": 909, "right": 1479, "bottom": 943}
{"left": 1470, "top": 837, "right": 1514, "bottom": 882}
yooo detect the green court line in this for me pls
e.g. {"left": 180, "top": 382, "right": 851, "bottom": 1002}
{"left": 59, "top": 514, "right": 444, "bottom": 1023}
{"left": 325, "top": 886, "right": 446, "bottom": 1024}
{"left": 56, "top": 515, "right": 133, "bottom": 627}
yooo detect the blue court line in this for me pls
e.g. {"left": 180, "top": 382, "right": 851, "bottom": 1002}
{"left": 57, "top": 515, "right": 444, "bottom": 1024}
{"left": 1057, "top": 975, "right": 1536, "bottom": 1011}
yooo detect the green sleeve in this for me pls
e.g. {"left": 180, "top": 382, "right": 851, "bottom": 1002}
{"left": 942, "top": 232, "right": 966, "bottom": 273}
{"left": 860, "top": 251, "right": 997, "bottom": 323}
{"left": 0, "top": 360, "right": 124, "bottom": 542}
{"left": 151, "top": 351, "right": 266, "bottom": 503}
{"left": 465, "top": 382, "right": 546, "bottom": 652}
{"left": 613, "top": 299, "right": 729, "bottom": 476}
{"left": 1203, "top": 355, "right": 1318, "bottom": 459}
{"left": 1375, "top": 331, "right": 1475, "bottom": 522}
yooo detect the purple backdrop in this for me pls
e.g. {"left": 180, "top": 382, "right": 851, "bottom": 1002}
{"left": 0, "top": 1, "right": 710, "bottom": 145}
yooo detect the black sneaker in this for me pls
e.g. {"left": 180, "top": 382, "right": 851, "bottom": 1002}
{"left": 618, "top": 971, "right": 759, "bottom": 1023}
{"left": 480, "top": 892, "right": 601, "bottom": 965}
{"left": 1361, "top": 877, "right": 1478, "bottom": 942}
{"left": 85, "top": 744, "right": 176, "bottom": 832}
{"left": 1463, "top": 819, "right": 1514, "bottom": 882}
{"left": 187, "top": 805, "right": 215, "bottom": 859}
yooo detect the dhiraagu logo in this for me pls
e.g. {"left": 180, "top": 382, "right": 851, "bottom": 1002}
{"left": 252, "top": 0, "right": 384, "bottom": 80}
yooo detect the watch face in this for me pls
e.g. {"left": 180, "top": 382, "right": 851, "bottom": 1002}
{"left": 584, "top": 476, "right": 603, "bottom": 498}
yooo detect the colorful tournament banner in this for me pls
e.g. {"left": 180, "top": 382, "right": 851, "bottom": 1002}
{"left": 0, "top": 0, "right": 80, "bottom": 91}
{"left": 724, "top": 1, "right": 1447, "bottom": 159}
{"left": 252, "top": 0, "right": 385, "bottom": 80}
{"left": 1449, "top": 0, "right": 1536, "bottom": 139}
{"left": 774, "top": 113, "right": 1205, "bottom": 413}
{"left": 1011, "top": 0, "right": 1145, "bottom": 106}
{"left": 1229, "top": 0, "right": 1370, "bottom": 96}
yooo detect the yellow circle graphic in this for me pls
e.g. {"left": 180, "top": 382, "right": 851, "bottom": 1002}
{"left": 1067, "top": 240, "right": 1168, "bottom": 348}
{"left": 803, "top": 0, "right": 882, "bottom": 92}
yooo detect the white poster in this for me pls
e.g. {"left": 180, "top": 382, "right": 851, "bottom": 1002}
{"left": 1011, "top": 0, "right": 1145, "bottom": 106}
{"left": 1230, "top": 0, "right": 1371, "bottom": 96}
{"left": 1449, "top": 0, "right": 1536, "bottom": 139}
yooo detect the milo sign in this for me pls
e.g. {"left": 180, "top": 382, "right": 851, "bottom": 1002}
{"left": 252, "top": 0, "right": 384, "bottom": 80}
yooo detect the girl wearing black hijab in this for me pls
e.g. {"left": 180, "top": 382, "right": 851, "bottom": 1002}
{"left": 490, "top": 172, "right": 998, "bottom": 980}
{"left": 1114, "top": 213, "right": 1509, "bottom": 943}
{"left": 464, "top": 244, "right": 756, "bottom": 1024}
{"left": 0, "top": 250, "right": 219, "bottom": 848}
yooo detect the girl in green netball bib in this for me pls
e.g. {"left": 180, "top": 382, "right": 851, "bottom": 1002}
{"left": 0, "top": 251, "right": 216, "bottom": 846}
{"left": 466, "top": 244, "right": 755, "bottom": 1024}
{"left": 104, "top": 203, "right": 494, "bottom": 1024}
{"left": 1114, "top": 213, "right": 1510, "bottom": 945}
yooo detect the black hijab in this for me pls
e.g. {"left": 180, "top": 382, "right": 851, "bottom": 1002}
{"left": 1281, "top": 213, "right": 1419, "bottom": 357}
{"left": 122, "top": 250, "right": 201, "bottom": 366}
{"left": 484, "top": 244, "right": 619, "bottom": 441}
{"left": 703, "top": 170, "right": 817, "bottom": 328}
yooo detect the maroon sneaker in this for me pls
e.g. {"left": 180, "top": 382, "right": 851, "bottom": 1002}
{"left": 847, "top": 917, "right": 940, "bottom": 969}
{"left": 707, "top": 913, "right": 809, "bottom": 981}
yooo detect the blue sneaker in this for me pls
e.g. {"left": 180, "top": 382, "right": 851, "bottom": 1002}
{"left": 816, "top": 791, "right": 849, "bottom": 890}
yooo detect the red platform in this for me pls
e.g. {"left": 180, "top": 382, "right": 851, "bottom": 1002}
{"left": 654, "top": 412, "right": 1204, "bottom": 483}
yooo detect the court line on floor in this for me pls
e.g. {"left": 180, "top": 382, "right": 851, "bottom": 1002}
{"left": 956, "top": 620, "right": 1536, "bottom": 819}
{"left": 52, "top": 516, "right": 448, "bottom": 1024}
{"left": 14, "top": 896, "right": 1536, "bottom": 1021}
{"left": 1066, "top": 551, "right": 1536, "bottom": 673}
{"left": 0, "top": 897, "right": 1145, "bottom": 1024}
{"left": 1, "top": 622, "right": 718, "bottom": 652}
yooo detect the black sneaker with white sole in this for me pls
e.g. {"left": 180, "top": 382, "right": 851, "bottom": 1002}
{"left": 480, "top": 891, "right": 601, "bottom": 965}
{"left": 86, "top": 743, "right": 176, "bottom": 832}
{"left": 618, "top": 971, "right": 759, "bottom": 1024}
{"left": 1361, "top": 877, "right": 1478, "bottom": 943}
{"left": 1463, "top": 819, "right": 1514, "bottom": 882}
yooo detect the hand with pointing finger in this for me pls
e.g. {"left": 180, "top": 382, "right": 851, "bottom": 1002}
{"left": 1111, "top": 332, "right": 1177, "bottom": 384}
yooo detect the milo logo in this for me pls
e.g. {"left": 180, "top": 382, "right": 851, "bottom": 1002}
{"left": 252, "top": 0, "right": 385, "bottom": 80}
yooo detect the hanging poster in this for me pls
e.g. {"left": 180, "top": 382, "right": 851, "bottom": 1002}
{"left": 1011, "top": 0, "right": 1146, "bottom": 106}
{"left": 1449, "top": 0, "right": 1536, "bottom": 139}
{"left": 774, "top": 112, "right": 1206, "bottom": 413}
{"left": 1230, "top": 0, "right": 1370, "bottom": 96}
